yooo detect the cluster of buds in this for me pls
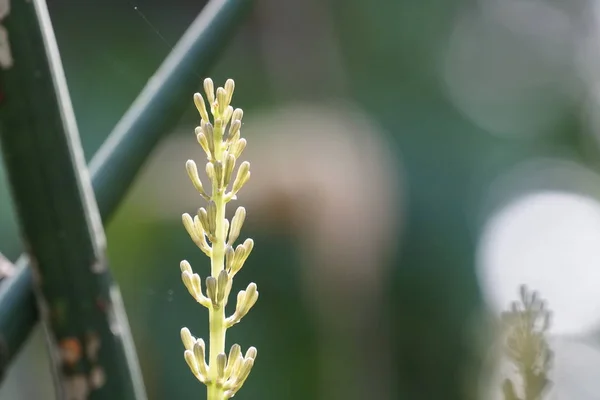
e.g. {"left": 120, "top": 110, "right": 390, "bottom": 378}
{"left": 501, "top": 285, "right": 553, "bottom": 400}
{"left": 181, "top": 328, "right": 257, "bottom": 398}
{"left": 179, "top": 78, "right": 257, "bottom": 399}
{"left": 179, "top": 258, "right": 257, "bottom": 325}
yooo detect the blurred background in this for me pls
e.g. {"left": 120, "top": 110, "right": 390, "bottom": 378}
{"left": 3, "top": 0, "right": 600, "bottom": 398}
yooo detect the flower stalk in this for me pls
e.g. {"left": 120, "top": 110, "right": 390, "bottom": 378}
{"left": 180, "top": 78, "right": 257, "bottom": 400}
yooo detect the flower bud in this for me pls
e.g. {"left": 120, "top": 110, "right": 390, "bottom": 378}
{"left": 223, "top": 154, "right": 236, "bottom": 188}
{"left": 203, "top": 78, "right": 215, "bottom": 105}
{"left": 186, "top": 160, "right": 208, "bottom": 197}
{"left": 231, "top": 138, "right": 247, "bottom": 160}
{"left": 217, "top": 353, "right": 227, "bottom": 379}
{"left": 202, "top": 122, "right": 215, "bottom": 156}
{"left": 193, "top": 339, "right": 209, "bottom": 377}
{"left": 225, "top": 79, "right": 235, "bottom": 105}
{"left": 205, "top": 276, "right": 217, "bottom": 306}
{"left": 180, "top": 327, "right": 195, "bottom": 351}
{"left": 195, "top": 127, "right": 211, "bottom": 158}
{"left": 228, "top": 207, "right": 246, "bottom": 246}
{"left": 193, "top": 92, "right": 209, "bottom": 122}
{"left": 216, "top": 87, "right": 228, "bottom": 115}
{"left": 232, "top": 161, "right": 250, "bottom": 194}
{"left": 207, "top": 201, "right": 217, "bottom": 235}
{"left": 217, "top": 269, "right": 229, "bottom": 303}
{"left": 198, "top": 208, "right": 211, "bottom": 237}
{"left": 184, "top": 350, "right": 200, "bottom": 378}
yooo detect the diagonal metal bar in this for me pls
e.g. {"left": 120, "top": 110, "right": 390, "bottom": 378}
{"left": 0, "top": 0, "right": 251, "bottom": 386}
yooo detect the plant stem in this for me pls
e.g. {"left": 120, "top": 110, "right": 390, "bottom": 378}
{"left": 208, "top": 142, "right": 227, "bottom": 400}
{"left": 208, "top": 304, "right": 226, "bottom": 400}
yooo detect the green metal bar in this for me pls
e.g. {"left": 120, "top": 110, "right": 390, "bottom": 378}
{"left": 0, "top": 0, "right": 147, "bottom": 397}
{"left": 0, "top": 0, "right": 251, "bottom": 385}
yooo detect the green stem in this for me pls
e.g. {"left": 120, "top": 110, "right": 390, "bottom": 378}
{"left": 208, "top": 140, "right": 227, "bottom": 400}
{"left": 208, "top": 303, "right": 226, "bottom": 400}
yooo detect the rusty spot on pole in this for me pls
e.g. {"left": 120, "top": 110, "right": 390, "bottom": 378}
{"left": 59, "top": 337, "right": 82, "bottom": 367}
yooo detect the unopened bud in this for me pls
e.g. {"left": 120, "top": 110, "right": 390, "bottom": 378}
{"left": 180, "top": 260, "right": 193, "bottom": 274}
{"left": 231, "top": 138, "right": 247, "bottom": 160}
{"left": 205, "top": 162, "right": 215, "bottom": 187}
{"left": 207, "top": 201, "right": 217, "bottom": 235}
{"left": 228, "top": 120, "right": 241, "bottom": 144}
{"left": 244, "top": 346, "right": 257, "bottom": 361}
{"left": 193, "top": 93, "right": 209, "bottom": 122}
{"left": 180, "top": 327, "right": 195, "bottom": 351}
{"left": 198, "top": 208, "right": 210, "bottom": 237}
{"left": 241, "top": 283, "right": 259, "bottom": 315}
{"left": 182, "top": 213, "right": 198, "bottom": 242}
{"left": 223, "top": 218, "right": 230, "bottom": 242}
{"left": 224, "top": 79, "right": 235, "bottom": 105}
{"left": 232, "top": 161, "right": 250, "bottom": 194}
{"left": 213, "top": 161, "right": 224, "bottom": 188}
{"left": 228, "top": 283, "right": 259, "bottom": 326}
{"left": 216, "top": 87, "right": 228, "bottom": 115}
{"left": 192, "top": 216, "right": 211, "bottom": 256}
{"left": 184, "top": 350, "right": 200, "bottom": 378}
{"left": 193, "top": 339, "right": 209, "bottom": 377}
{"left": 186, "top": 160, "right": 208, "bottom": 197}
{"left": 239, "top": 238, "right": 254, "bottom": 266}
{"left": 225, "top": 246, "right": 235, "bottom": 272}
{"left": 231, "top": 244, "right": 247, "bottom": 275}
{"left": 223, "top": 154, "right": 236, "bottom": 187}
{"left": 195, "top": 128, "right": 211, "bottom": 158}
{"left": 217, "top": 353, "right": 227, "bottom": 379}
{"left": 223, "top": 106, "right": 234, "bottom": 124}
{"left": 236, "top": 358, "right": 255, "bottom": 385}
{"left": 202, "top": 122, "right": 215, "bottom": 156}
{"left": 228, "top": 207, "right": 246, "bottom": 246}
{"left": 181, "top": 271, "right": 196, "bottom": 299}
{"left": 206, "top": 276, "right": 217, "bottom": 306}
{"left": 226, "top": 344, "right": 242, "bottom": 378}
{"left": 191, "top": 274, "right": 203, "bottom": 299}
{"left": 236, "top": 290, "right": 246, "bottom": 314}
{"left": 204, "top": 78, "right": 215, "bottom": 106}
{"left": 217, "top": 269, "right": 229, "bottom": 303}
{"left": 232, "top": 108, "right": 243, "bottom": 123}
